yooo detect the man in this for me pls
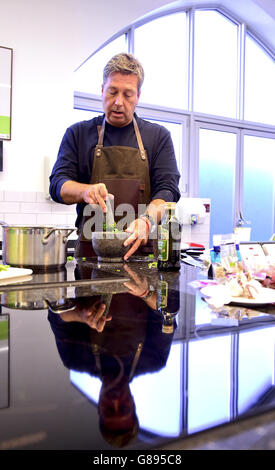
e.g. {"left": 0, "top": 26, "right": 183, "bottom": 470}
{"left": 49, "top": 53, "right": 180, "bottom": 259}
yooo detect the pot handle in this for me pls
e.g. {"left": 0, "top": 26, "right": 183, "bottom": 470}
{"left": 62, "top": 228, "right": 75, "bottom": 244}
{"left": 42, "top": 228, "right": 75, "bottom": 245}
{"left": 45, "top": 299, "right": 77, "bottom": 314}
{"left": 42, "top": 228, "right": 56, "bottom": 244}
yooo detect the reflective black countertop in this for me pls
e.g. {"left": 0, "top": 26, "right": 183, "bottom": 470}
{"left": 0, "top": 257, "right": 275, "bottom": 450}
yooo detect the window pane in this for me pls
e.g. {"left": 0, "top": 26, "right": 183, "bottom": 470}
{"left": 72, "top": 109, "right": 99, "bottom": 121}
{"left": 147, "top": 118, "right": 182, "bottom": 177}
{"left": 194, "top": 10, "right": 238, "bottom": 118}
{"left": 244, "top": 35, "right": 275, "bottom": 125}
{"left": 134, "top": 13, "right": 187, "bottom": 109}
{"left": 243, "top": 134, "right": 275, "bottom": 241}
{"left": 74, "top": 35, "right": 127, "bottom": 95}
{"left": 131, "top": 343, "right": 182, "bottom": 437}
{"left": 238, "top": 327, "right": 275, "bottom": 414}
{"left": 188, "top": 335, "right": 231, "bottom": 434}
{"left": 198, "top": 128, "right": 237, "bottom": 245}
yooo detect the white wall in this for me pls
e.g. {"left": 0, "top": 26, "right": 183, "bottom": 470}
{"left": 0, "top": 0, "right": 173, "bottom": 193}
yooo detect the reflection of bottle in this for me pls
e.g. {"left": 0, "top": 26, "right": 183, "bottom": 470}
{"left": 209, "top": 244, "right": 223, "bottom": 279}
{"left": 157, "top": 276, "right": 180, "bottom": 334}
{"left": 157, "top": 202, "right": 181, "bottom": 271}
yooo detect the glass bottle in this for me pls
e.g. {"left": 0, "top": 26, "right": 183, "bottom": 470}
{"left": 157, "top": 202, "right": 181, "bottom": 271}
{"left": 157, "top": 275, "right": 180, "bottom": 334}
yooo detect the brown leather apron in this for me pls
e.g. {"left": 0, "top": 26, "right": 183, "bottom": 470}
{"left": 75, "top": 117, "right": 152, "bottom": 258}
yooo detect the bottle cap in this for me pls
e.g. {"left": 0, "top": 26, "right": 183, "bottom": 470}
{"left": 162, "top": 324, "right": 174, "bottom": 334}
{"left": 165, "top": 202, "right": 176, "bottom": 209}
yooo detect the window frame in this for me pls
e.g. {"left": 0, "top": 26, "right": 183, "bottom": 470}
{"left": 73, "top": 4, "right": 275, "bottom": 206}
{"left": 193, "top": 120, "right": 275, "bottom": 232}
{"left": 240, "top": 129, "right": 275, "bottom": 235}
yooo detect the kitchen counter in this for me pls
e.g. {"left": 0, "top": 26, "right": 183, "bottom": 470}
{"left": 0, "top": 256, "right": 275, "bottom": 451}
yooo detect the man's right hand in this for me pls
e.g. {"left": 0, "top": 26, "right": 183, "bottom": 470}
{"left": 60, "top": 180, "right": 113, "bottom": 213}
{"left": 60, "top": 298, "right": 112, "bottom": 333}
{"left": 82, "top": 183, "right": 112, "bottom": 213}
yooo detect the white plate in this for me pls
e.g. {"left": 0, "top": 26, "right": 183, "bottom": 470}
{"left": 200, "top": 285, "right": 275, "bottom": 305}
{"left": 0, "top": 267, "right": 33, "bottom": 283}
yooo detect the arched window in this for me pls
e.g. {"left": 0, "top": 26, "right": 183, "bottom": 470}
{"left": 74, "top": 34, "right": 127, "bottom": 95}
{"left": 73, "top": 5, "right": 275, "bottom": 244}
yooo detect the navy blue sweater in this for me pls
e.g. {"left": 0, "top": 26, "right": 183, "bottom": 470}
{"left": 49, "top": 113, "right": 181, "bottom": 228}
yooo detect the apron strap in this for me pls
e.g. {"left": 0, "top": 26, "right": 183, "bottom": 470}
{"left": 133, "top": 117, "right": 147, "bottom": 161}
{"left": 91, "top": 342, "right": 144, "bottom": 381}
{"left": 97, "top": 117, "right": 146, "bottom": 160}
{"left": 97, "top": 120, "right": 105, "bottom": 146}
{"left": 128, "top": 342, "right": 143, "bottom": 381}
{"left": 95, "top": 121, "right": 105, "bottom": 157}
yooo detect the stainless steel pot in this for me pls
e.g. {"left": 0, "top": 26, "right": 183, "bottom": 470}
{"left": 0, "top": 270, "right": 76, "bottom": 311}
{"left": 0, "top": 222, "right": 75, "bottom": 269}
{"left": 1, "top": 290, "right": 76, "bottom": 312}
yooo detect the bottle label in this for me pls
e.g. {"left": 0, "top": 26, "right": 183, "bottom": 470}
{"left": 158, "top": 227, "right": 169, "bottom": 261}
{"left": 158, "top": 281, "right": 168, "bottom": 308}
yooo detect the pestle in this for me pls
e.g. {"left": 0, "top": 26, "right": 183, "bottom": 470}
{"left": 105, "top": 195, "right": 115, "bottom": 228}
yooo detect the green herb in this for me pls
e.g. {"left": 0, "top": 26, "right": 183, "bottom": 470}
{"left": 103, "top": 222, "right": 118, "bottom": 233}
{"left": 148, "top": 254, "right": 155, "bottom": 259}
{"left": 0, "top": 264, "right": 10, "bottom": 272}
{"left": 67, "top": 256, "right": 74, "bottom": 261}
{"left": 82, "top": 257, "right": 86, "bottom": 261}
{"left": 148, "top": 261, "right": 157, "bottom": 269}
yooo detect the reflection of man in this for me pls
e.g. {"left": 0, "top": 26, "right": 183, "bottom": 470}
{"left": 49, "top": 53, "right": 180, "bottom": 259}
{"left": 53, "top": 295, "right": 110, "bottom": 332}
{"left": 48, "top": 292, "right": 175, "bottom": 448}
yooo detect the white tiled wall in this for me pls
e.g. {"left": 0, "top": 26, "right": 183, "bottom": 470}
{"left": 0, "top": 191, "right": 77, "bottom": 241}
{"left": 0, "top": 192, "right": 211, "bottom": 248}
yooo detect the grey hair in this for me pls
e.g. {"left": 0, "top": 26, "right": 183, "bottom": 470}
{"left": 103, "top": 53, "right": 144, "bottom": 92}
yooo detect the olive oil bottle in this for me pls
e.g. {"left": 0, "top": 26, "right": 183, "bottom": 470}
{"left": 157, "top": 277, "right": 180, "bottom": 334}
{"left": 157, "top": 202, "right": 181, "bottom": 271}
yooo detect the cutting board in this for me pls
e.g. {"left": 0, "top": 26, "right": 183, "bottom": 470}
{"left": 0, "top": 267, "right": 33, "bottom": 283}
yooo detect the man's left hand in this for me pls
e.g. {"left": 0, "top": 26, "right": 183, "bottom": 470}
{"left": 123, "top": 264, "right": 149, "bottom": 295}
{"left": 123, "top": 218, "right": 150, "bottom": 260}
